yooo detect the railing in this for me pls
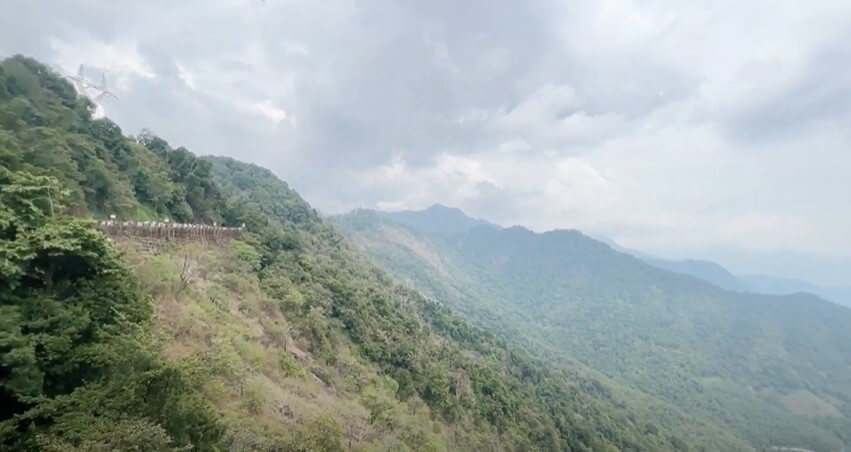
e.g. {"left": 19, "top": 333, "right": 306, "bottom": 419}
{"left": 96, "top": 220, "right": 244, "bottom": 243}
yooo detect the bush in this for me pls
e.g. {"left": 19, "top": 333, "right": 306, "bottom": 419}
{"left": 235, "top": 337, "right": 269, "bottom": 368}
{"left": 292, "top": 416, "right": 343, "bottom": 452}
{"left": 230, "top": 240, "right": 262, "bottom": 271}
{"left": 220, "top": 273, "right": 254, "bottom": 293}
{"left": 261, "top": 318, "right": 289, "bottom": 348}
{"left": 279, "top": 353, "right": 307, "bottom": 379}
{"left": 242, "top": 377, "right": 269, "bottom": 415}
{"left": 262, "top": 275, "right": 305, "bottom": 310}
{"left": 135, "top": 255, "right": 180, "bottom": 297}
{"left": 206, "top": 283, "right": 230, "bottom": 308}
{"left": 36, "top": 417, "right": 176, "bottom": 452}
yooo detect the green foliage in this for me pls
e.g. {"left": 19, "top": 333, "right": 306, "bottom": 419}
{"left": 231, "top": 240, "right": 262, "bottom": 271}
{"left": 242, "top": 377, "right": 269, "bottom": 414}
{"left": 138, "top": 131, "right": 225, "bottom": 222}
{"left": 337, "top": 209, "right": 851, "bottom": 451}
{"left": 0, "top": 165, "right": 222, "bottom": 449}
{"left": 35, "top": 417, "right": 178, "bottom": 451}
{"left": 207, "top": 156, "right": 692, "bottom": 451}
{"left": 288, "top": 416, "right": 344, "bottom": 452}
{"left": 279, "top": 353, "right": 306, "bottom": 379}
{"left": 6, "top": 53, "right": 818, "bottom": 451}
{"left": 134, "top": 255, "right": 182, "bottom": 297}
{"left": 0, "top": 56, "right": 226, "bottom": 222}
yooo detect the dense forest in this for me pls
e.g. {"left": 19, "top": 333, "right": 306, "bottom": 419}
{"left": 336, "top": 206, "right": 851, "bottom": 452}
{"left": 0, "top": 55, "right": 748, "bottom": 450}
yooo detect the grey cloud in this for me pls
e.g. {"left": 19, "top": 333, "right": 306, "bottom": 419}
{"left": 3, "top": 0, "right": 851, "bottom": 280}
{"left": 285, "top": 0, "right": 562, "bottom": 168}
{"left": 727, "top": 28, "right": 851, "bottom": 143}
{"left": 1, "top": 0, "right": 694, "bottom": 171}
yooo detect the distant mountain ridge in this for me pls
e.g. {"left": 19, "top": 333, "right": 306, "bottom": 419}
{"left": 380, "top": 206, "right": 849, "bottom": 307}
{"left": 336, "top": 204, "right": 851, "bottom": 451}
{"left": 596, "top": 235, "right": 851, "bottom": 308}
{"left": 654, "top": 259, "right": 851, "bottom": 308}
{"left": 740, "top": 274, "right": 851, "bottom": 308}
{"left": 644, "top": 258, "right": 748, "bottom": 290}
{"left": 377, "top": 204, "right": 499, "bottom": 235}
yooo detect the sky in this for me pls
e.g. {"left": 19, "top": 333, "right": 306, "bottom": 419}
{"left": 2, "top": 0, "right": 851, "bottom": 285}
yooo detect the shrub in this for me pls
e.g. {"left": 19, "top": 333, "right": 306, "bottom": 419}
{"left": 230, "top": 240, "right": 262, "bottom": 271}
{"left": 243, "top": 377, "right": 269, "bottom": 415}
{"left": 220, "top": 273, "right": 254, "bottom": 293}
{"left": 293, "top": 416, "right": 343, "bottom": 452}
{"left": 279, "top": 353, "right": 307, "bottom": 379}
{"left": 235, "top": 337, "right": 269, "bottom": 368}
{"left": 206, "top": 283, "right": 229, "bottom": 308}
{"left": 135, "top": 255, "right": 180, "bottom": 297}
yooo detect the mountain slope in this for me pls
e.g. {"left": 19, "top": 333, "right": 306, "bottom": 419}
{"left": 336, "top": 208, "right": 851, "bottom": 451}
{"left": 1, "top": 54, "right": 722, "bottom": 450}
{"left": 642, "top": 258, "right": 748, "bottom": 291}
{"left": 208, "top": 158, "right": 742, "bottom": 451}
{"left": 378, "top": 204, "right": 499, "bottom": 235}
{"left": 1, "top": 57, "right": 229, "bottom": 450}
{"left": 741, "top": 274, "right": 851, "bottom": 308}
{"left": 595, "top": 236, "right": 747, "bottom": 291}
{"left": 0, "top": 56, "right": 225, "bottom": 223}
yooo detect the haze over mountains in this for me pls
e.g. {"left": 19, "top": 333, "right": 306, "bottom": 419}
{"left": 650, "top": 258, "right": 851, "bottom": 309}
{"left": 381, "top": 204, "right": 851, "bottom": 309}
{"left": 337, "top": 204, "right": 851, "bottom": 451}
{"left": 595, "top": 233, "right": 851, "bottom": 309}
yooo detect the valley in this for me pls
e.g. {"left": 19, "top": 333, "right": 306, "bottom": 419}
{"left": 336, "top": 206, "right": 851, "bottom": 451}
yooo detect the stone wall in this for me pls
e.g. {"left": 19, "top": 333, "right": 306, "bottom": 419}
{"left": 97, "top": 221, "right": 244, "bottom": 244}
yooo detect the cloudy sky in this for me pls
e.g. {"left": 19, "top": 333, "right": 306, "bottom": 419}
{"left": 2, "top": 0, "right": 851, "bottom": 285}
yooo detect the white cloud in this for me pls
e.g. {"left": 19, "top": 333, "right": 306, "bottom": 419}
{"left": 497, "top": 84, "right": 579, "bottom": 127}
{"left": 175, "top": 62, "right": 197, "bottom": 90}
{"left": 248, "top": 100, "right": 288, "bottom": 124}
{"left": 49, "top": 35, "right": 156, "bottom": 91}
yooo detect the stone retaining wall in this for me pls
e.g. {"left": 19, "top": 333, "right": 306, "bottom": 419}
{"left": 97, "top": 221, "right": 244, "bottom": 244}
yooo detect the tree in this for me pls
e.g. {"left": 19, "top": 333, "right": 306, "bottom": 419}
{"left": 0, "top": 167, "right": 222, "bottom": 449}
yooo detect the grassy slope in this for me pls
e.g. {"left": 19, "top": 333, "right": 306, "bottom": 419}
{"left": 206, "top": 156, "right": 727, "bottom": 451}
{"left": 335, "top": 210, "right": 851, "bottom": 451}
{"left": 120, "top": 240, "right": 454, "bottom": 451}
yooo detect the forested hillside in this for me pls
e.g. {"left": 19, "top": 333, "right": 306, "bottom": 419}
{"left": 336, "top": 208, "right": 851, "bottom": 452}
{"left": 0, "top": 54, "right": 740, "bottom": 450}
{"left": 0, "top": 60, "right": 228, "bottom": 224}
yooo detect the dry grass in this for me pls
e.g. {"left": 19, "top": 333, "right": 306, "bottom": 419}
{"left": 117, "top": 241, "right": 447, "bottom": 451}
{"left": 116, "top": 241, "right": 420, "bottom": 450}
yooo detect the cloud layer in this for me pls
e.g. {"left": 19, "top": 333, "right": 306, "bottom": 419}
{"left": 3, "top": 0, "right": 851, "bottom": 282}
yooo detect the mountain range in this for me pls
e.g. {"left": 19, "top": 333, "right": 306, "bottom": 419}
{"left": 4, "top": 53, "right": 851, "bottom": 451}
{"left": 2, "top": 53, "right": 739, "bottom": 451}
{"left": 336, "top": 204, "right": 851, "bottom": 451}
{"left": 381, "top": 204, "right": 851, "bottom": 309}
{"left": 594, "top": 234, "right": 851, "bottom": 309}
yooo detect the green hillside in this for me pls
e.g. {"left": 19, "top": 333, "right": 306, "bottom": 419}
{"left": 0, "top": 54, "right": 739, "bottom": 450}
{"left": 335, "top": 208, "right": 851, "bottom": 451}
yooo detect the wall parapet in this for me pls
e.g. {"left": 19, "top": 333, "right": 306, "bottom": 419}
{"left": 97, "top": 220, "right": 244, "bottom": 243}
